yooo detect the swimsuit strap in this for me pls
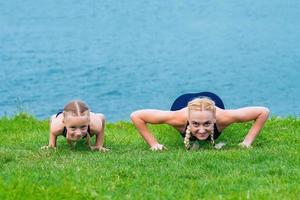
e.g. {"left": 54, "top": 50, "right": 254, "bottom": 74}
{"left": 56, "top": 110, "right": 64, "bottom": 117}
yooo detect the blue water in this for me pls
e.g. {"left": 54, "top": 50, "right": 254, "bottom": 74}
{"left": 1, "top": 0, "right": 300, "bottom": 121}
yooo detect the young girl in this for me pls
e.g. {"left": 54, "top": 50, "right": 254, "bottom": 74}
{"left": 130, "top": 92, "right": 270, "bottom": 151}
{"left": 42, "top": 100, "right": 109, "bottom": 152}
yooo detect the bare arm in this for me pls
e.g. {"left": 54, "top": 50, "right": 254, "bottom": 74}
{"left": 130, "top": 109, "right": 176, "bottom": 148}
{"left": 89, "top": 113, "right": 109, "bottom": 152}
{"left": 94, "top": 114, "right": 105, "bottom": 148}
{"left": 48, "top": 131, "right": 57, "bottom": 147}
{"left": 226, "top": 107, "right": 270, "bottom": 147}
{"left": 42, "top": 115, "right": 62, "bottom": 148}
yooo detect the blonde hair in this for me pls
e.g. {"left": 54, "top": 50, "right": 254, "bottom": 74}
{"left": 184, "top": 97, "right": 216, "bottom": 150}
{"left": 187, "top": 97, "right": 216, "bottom": 115}
{"left": 63, "top": 100, "right": 90, "bottom": 117}
{"left": 184, "top": 125, "right": 192, "bottom": 149}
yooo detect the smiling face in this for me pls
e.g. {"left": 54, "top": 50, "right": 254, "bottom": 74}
{"left": 62, "top": 100, "right": 90, "bottom": 142}
{"left": 188, "top": 110, "right": 216, "bottom": 140}
{"left": 64, "top": 114, "right": 90, "bottom": 141}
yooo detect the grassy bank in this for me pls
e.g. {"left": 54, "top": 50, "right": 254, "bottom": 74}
{"left": 0, "top": 114, "right": 299, "bottom": 200}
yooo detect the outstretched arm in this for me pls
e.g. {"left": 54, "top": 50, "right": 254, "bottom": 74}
{"left": 227, "top": 107, "right": 270, "bottom": 147}
{"left": 94, "top": 114, "right": 105, "bottom": 147}
{"left": 130, "top": 109, "right": 174, "bottom": 150}
{"left": 92, "top": 114, "right": 109, "bottom": 152}
{"left": 130, "top": 109, "right": 175, "bottom": 149}
{"left": 48, "top": 131, "right": 57, "bottom": 147}
{"left": 42, "top": 115, "right": 60, "bottom": 149}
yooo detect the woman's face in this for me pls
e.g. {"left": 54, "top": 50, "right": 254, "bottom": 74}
{"left": 64, "top": 115, "right": 90, "bottom": 141}
{"left": 188, "top": 110, "right": 215, "bottom": 140}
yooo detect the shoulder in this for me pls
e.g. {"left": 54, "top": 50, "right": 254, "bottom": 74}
{"left": 131, "top": 108, "right": 187, "bottom": 126}
{"left": 169, "top": 108, "right": 188, "bottom": 126}
{"left": 90, "top": 112, "right": 105, "bottom": 121}
{"left": 49, "top": 114, "right": 64, "bottom": 135}
{"left": 89, "top": 112, "right": 105, "bottom": 131}
{"left": 217, "top": 106, "right": 270, "bottom": 126}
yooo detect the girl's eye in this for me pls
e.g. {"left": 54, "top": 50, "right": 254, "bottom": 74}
{"left": 71, "top": 128, "right": 76, "bottom": 132}
{"left": 204, "top": 123, "right": 211, "bottom": 127}
{"left": 192, "top": 123, "right": 199, "bottom": 127}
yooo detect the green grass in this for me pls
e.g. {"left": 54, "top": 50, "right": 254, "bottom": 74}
{"left": 0, "top": 113, "right": 299, "bottom": 200}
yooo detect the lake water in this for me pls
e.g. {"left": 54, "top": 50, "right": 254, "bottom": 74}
{"left": 1, "top": 0, "right": 300, "bottom": 121}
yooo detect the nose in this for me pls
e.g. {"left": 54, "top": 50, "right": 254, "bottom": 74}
{"left": 75, "top": 130, "right": 82, "bottom": 138}
{"left": 199, "top": 126, "right": 206, "bottom": 134}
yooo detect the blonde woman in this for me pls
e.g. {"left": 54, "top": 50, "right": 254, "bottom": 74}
{"left": 42, "top": 100, "right": 109, "bottom": 151}
{"left": 130, "top": 92, "right": 269, "bottom": 151}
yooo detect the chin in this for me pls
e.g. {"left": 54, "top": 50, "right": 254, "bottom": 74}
{"left": 196, "top": 135, "right": 210, "bottom": 140}
{"left": 70, "top": 138, "right": 81, "bottom": 142}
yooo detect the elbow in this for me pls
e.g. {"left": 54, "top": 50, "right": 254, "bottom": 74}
{"left": 261, "top": 107, "right": 270, "bottom": 119}
{"left": 130, "top": 111, "right": 139, "bottom": 122}
{"left": 130, "top": 111, "right": 145, "bottom": 126}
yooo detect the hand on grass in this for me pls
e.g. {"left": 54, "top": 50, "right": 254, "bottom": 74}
{"left": 90, "top": 146, "right": 110, "bottom": 152}
{"left": 41, "top": 145, "right": 56, "bottom": 150}
{"left": 238, "top": 142, "right": 252, "bottom": 149}
{"left": 189, "top": 142, "right": 199, "bottom": 150}
{"left": 150, "top": 144, "right": 167, "bottom": 151}
{"left": 214, "top": 142, "right": 226, "bottom": 150}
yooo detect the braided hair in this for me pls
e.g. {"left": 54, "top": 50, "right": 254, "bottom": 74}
{"left": 185, "top": 97, "right": 216, "bottom": 150}
{"left": 184, "top": 125, "right": 192, "bottom": 149}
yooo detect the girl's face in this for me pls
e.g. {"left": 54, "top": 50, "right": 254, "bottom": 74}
{"left": 188, "top": 110, "right": 215, "bottom": 140}
{"left": 64, "top": 115, "right": 90, "bottom": 141}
